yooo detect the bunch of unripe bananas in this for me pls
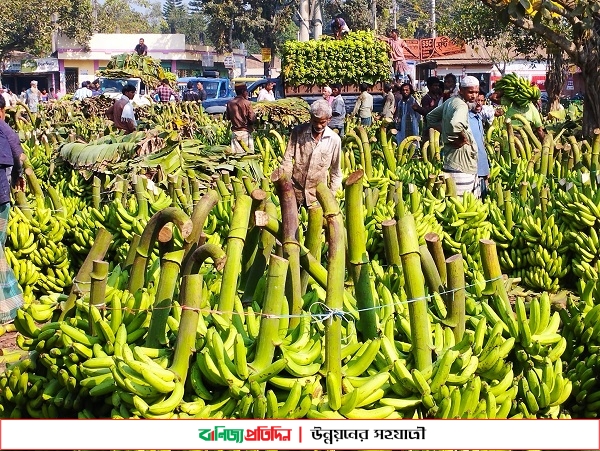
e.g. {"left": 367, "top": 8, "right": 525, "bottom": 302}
{"left": 494, "top": 73, "right": 541, "bottom": 107}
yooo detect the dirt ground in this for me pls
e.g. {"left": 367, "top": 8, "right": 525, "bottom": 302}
{"left": 0, "top": 330, "right": 19, "bottom": 372}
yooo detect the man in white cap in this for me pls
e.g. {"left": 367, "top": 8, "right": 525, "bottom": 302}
{"left": 25, "top": 80, "right": 41, "bottom": 113}
{"left": 426, "top": 75, "right": 480, "bottom": 196}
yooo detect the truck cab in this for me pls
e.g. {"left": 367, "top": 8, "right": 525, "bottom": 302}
{"left": 98, "top": 77, "right": 152, "bottom": 107}
{"left": 177, "top": 74, "right": 234, "bottom": 114}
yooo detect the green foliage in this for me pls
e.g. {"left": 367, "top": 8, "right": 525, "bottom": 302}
{"left": 99, "top": 54, "right": 177, "bottom": 88}
{"left": 436, "top": 0, "right": 541, "bottom": 73}
{"left": 281, "top": 31, "right": 390, "bottom": 87}
{"left": 0, "top": 0, "right": 93, "bottom": 60}
{"left": 94, "top": 0, "right": 164, "bottom": 34}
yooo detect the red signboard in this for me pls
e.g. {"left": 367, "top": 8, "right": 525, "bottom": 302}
{"left": 403, "top": 36, "right": 466, "bottom": 61}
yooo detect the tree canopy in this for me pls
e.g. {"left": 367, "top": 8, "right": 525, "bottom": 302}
{"left": 1, "top": 0, "right": 93, "bottom": 61}
{"left": 475, "top": 0, "right": 600, "bottom": 136}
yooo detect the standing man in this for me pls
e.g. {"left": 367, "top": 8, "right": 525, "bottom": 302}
{"left": 196, "top": 82, "right": 207, "bottom": 101}
{"left": 427, "top": 76, "right": 480, "bottom": 196}
{"left": 381, "top": 83, "right": 396, "bottom": 120}
{"left": 322, "top": 86, "right": 334, "bottom": 105}
{"left": 225, "top": 83, "right": 256, "bottom": 154}
{"left": 469, "top": 92, "right": 490, "bottom": 200}
{"left": 353, "top": 83, "right": 373, "bottom": 126}
{"left": 0, "top": 88, "right": 10, "bottom": 107}
{"left": 0, "top": 96, "right": 25, "bottom": 324}
{"left": 24, "top": 81, "right": 41, "bottom": 113}
{"left": 394, "top": 83, "right": 420, "bottom": 144}
{"left": 155, "top": 79, "right": 178, "bottom": 103}
{"left": 135, "top": 38, "right": 148, "bottom": 56}
{"left": 328, "top": 83, "right": 346, "bottom": 136}
{"left": 440, "top": 73, "right": 458, "bottom": 104}
{"left": 281, "top": 99, "right": 342, "bottom": 207}
{"left": 256, "top": 81, "right": 276, "bottom": 102}
{"left": 182, "top": 81, "right": 201, "bottom": 102}
{"left": 379, "top": 30, "right": 411, "bottom": 83}
{"left": 73, "top": 81, "right": 93, "bottom": 101}
{"left": 413, "top": 76, "right": 442, "bottom": 144}
{"left": 106, "top": 84, "right": 137, "bottom": 134}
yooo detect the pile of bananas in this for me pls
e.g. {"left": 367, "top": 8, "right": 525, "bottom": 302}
{"left": 436, "top": 192, "right": 492, "bottom": 277}
{"left": 558, "top": 279, "right": 600, "bottom": 417}
{"left": 494, "top": 72, "right": 541, "bottom": 107}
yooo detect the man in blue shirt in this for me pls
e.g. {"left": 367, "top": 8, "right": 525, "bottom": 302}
{"left": 469, "top": 91, "right": 490, "bottom": 200}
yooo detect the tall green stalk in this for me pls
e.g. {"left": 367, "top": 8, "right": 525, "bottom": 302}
{"left": 89, "top": 260, "right": 109, "bottom": 336}
{"left": 182, "top": 189, "right": 219, "bottom": 260}
{"left": 271, "top": 168, "right": 302, "bottom": 329}
{"left": 243, "top": 201, "right": 277, "bottom": 303}
{"left": 300, "top": 205, "right": 324, "bottom": 294}
{"left": 382, "top": 219, "right": 400, "bottom": 266}
{"left": 146, "top": 250, "right": 184, "bottom": 348}
{"left": 129, "top": 207, "right": 193, "bottom": 294}
{"left": 60, "top": 228, "right": 113, "bottom": 320}
{"left": 398, "top": 215, "right": 431, "bottom": 370}
{"left": 181, "top": 243, "right": 226, "bottom": 276}
{"left": 170, "top": 274, "right": 202, "bottom": 383}
{"left": 425, "top": 232, "right": 446, "bottom": 284}
{"left": 316, "top": 183, "right": 344, "bottom": 394}
{"left": 355, "top": 126, "right": 373, "bottom": 179}
{"left": 252, "top": 255, "right": 288, "bottom": 371}
{"left": 345, "top": 170, "right": 377, "bottom": 339}
{"left": 446, "top": 254, "right": 465, "bottom": 341}
{"left": 216, "top": 195, "right": 253, "bottom": 320}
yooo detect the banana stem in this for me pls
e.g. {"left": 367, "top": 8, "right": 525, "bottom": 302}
{"left": 356, "top": 126, "right": 373, "bottom": 179}
{"left": 129, "top": 207, "right": 193, "bottom": 294}
{"left": 446, "top": 254, "right": 465, "bottom": 341}
{"left": 395, "top": 183, "right": 406, "bottom": 218}
{"left": 92, "top": 176, "right": 101, "bottom": 210}
{"left": 379, "top": 124, "right": 396, "bottom": 171}
{"left": 425, "top": 232, "right": 446, "bottom": 285}
{"left": 240, "top": 190, "right": 268, "bottom": 287}
{"left": 181, "top": 243, "right": 226, "bottom": 276}
{"left": 170, "top": 274, "right": 202, "bottom": 383}
{"left": 300, "top": 205, "right": 324, "bottom": 294}
{"left": 89, "top": 260, "right": 109, "bottom": 336}
{"left": 398, "top": 215, "right": 432, "bottom": 370}
{"left": 243, "top": 201, "right": 277, "bottom": 303}
{"left": 540, "top": 135, "right": 551, "bottom": 177}
{"left": 14, "top": 191, "right": 34, "bottom": 221}
{"left": 132, "top": 175, "right": 149, "bottom": 219}
{"left": 182, "top": 190, "right": 219, "bottom": 260}
{"left": 45, "top": 185, "right": 65, "bottom": 218}
{"left": 124, "top": 234, "right": 141, "bottom": 269}
{"left": 252, "top": 254, "right": 288, "bottom": 371}
{"left": 317, "top": 183, "right": 344, "bottom": 391}
{"left": 382, "top": 219, "right": 401, "bottom": 266}
{"left": 59, "top": 228, "right": 113, "bottom": 320}
{"left": 419, "top": 243, "right": 444, "bottom": 296}
{"left": 345, "top": 170, "right": 377, "bottom": 339}
{"left": 445, "top": 177, "right": 457, "bottom": 198}
{"left": 479, "top": 239, "right": 512, "bottom": 316}
{"left": 216, "top": 194, "right": 253, "bottom": 320}
{"left": 271, "top": 168, "right": 302, "bottom": 328}
{"left": 24, "top": 167, "right": 44, "bottom": 199}
{"left": 146, "top": 250, "right": 184, "bottom": 348}
{"left": 504, "top": 192, "right": 514, "bottom": 230}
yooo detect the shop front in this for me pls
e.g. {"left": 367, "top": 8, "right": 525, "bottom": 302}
{"left": 1, "top": 57, "right": 60, "bottom": 96}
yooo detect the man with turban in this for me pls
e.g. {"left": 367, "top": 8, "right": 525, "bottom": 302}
{"left": 426, "top": 75, "right": 481, "bottom": 196}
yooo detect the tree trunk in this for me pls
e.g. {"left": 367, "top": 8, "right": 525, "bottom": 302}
{"left": 578, "top": 21, "right": 600, "bottom": 139}
{"left": 581, "top": 61, "right": 600, "bottom": 138}
{"left": 545, "top": 45, "right": 567, "bottom": 113}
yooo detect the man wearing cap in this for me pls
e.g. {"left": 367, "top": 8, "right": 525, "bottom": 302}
{"left": 426, "top": 75, "right": 480, "bottom": 196}
{"left": 225, "top": 83, "right": 256, "bottom": 154}
{"left": 25, "top": 81, "right": 41, "bottom": 113}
